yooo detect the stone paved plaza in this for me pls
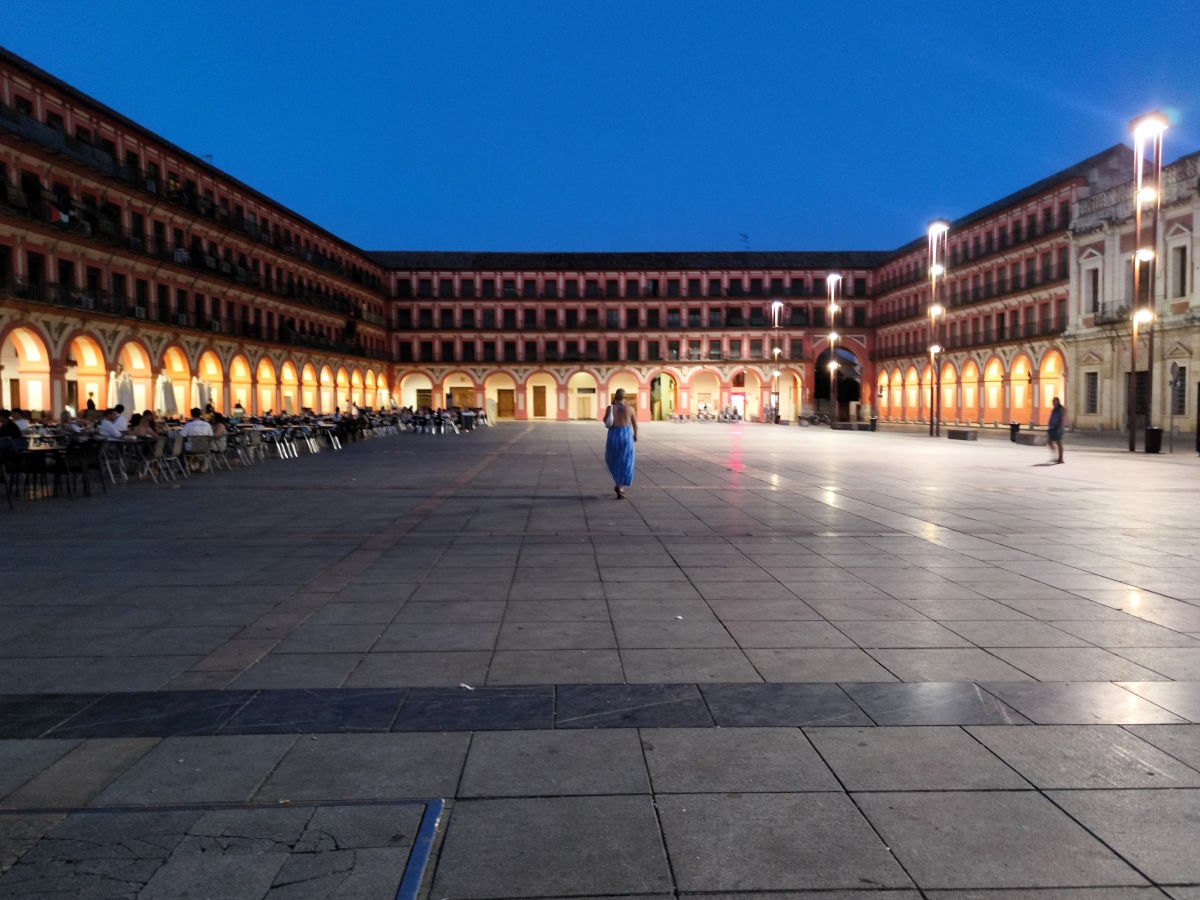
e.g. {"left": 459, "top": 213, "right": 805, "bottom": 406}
{"left": 1, "top": 421, "right": 1200, "bottom": 898}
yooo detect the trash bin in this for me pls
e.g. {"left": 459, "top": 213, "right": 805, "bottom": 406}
{"left": 1009, "top": 421, "right": 1020, "bottom": 442}
{"left": 1145, "top": 426, "right": 1163, "bottom": 454}
{"left": 869, "top": 416, "right": 878, "bottom": 432}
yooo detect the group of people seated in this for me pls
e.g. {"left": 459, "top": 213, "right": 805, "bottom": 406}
{"left": 397, "top": 406, "right": 489, "bottom": 434}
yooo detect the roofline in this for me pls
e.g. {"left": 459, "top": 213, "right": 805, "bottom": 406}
{"left": 0, "top": 45, "right": 383, "bottom": 269}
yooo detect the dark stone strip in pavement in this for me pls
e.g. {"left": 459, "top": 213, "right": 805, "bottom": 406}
{"left": 2, "top": 680, "right": 1193, "bottom": 738}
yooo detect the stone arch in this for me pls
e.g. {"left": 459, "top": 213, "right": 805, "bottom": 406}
{"left": 351, "top": 369, "right": 365, "bottom": 409}
{"left": 65, "top": 332, "right": 108, "bottom": 412}
{"left": 484, "top": 371, "right": 517, "bottom": 419}
{"left": 279, "top": 360, "right": 299, "bottom": 414}
{"left": 256, "top": 357, "right": 278, "bottom": 415}
{"left": 319, "top": 365, "right": 335, "bottom": 414}
{"left": 399, "top": 371, "right": 434, "bottom": 410}
{"left": 1011, "top": 353, "right": 1034, "bottom": 424}
{"left": 961, "top": 359, "right": 981, "bottom": 424}
{"left": 982, "top": 355, "right": 1005, "bottom": 426}
{"left": 566, "top": 370, "right": 600, "bottom": 420}
{"left": 0, "top": 325, "right": 51, "bottom": 412}
{"left": 939, "top": 359, "right": 959, "bottom": 423}
{"left": 904, "top": 365, "right": 921, "bottom": 420}
{"left": 196, "top": 350, "right": 224, "bottom": 412}
{"left": 301, "top": 363, "right": 318, "bottom": 413}
{"left": 1037, "top": 348, "right": 1067, "bottom": 425}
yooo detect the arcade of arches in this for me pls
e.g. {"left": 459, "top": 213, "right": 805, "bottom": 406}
{"left": 0, "top": 323, "right": 389, "bottom": 417}
{"left": 394, "top": 364, "right": 821, "bottom": 422}
{"left": 876, "top": 350, "right": 1067, "bottom": 427}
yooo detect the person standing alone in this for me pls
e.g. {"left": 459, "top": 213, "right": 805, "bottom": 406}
{"left": 603, "top": 388, "right": 637, "bottom": 498}
{"left": 1048, "top": 396, "right": 1066, "bottom": 464}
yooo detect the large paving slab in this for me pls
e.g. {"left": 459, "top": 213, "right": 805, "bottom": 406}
{"left": 2, "top": 423, "right": 1200, "bottom": 896}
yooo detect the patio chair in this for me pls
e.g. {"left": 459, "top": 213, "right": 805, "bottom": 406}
{"left": 163, "top": 433, "right": 188, "bottom": 479}
{"left": 184, "top": 435, "right": 212, "bottom": 473}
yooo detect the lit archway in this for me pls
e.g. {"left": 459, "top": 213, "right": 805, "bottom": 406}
{"left": 648, "top": 370, "right": 680, "bottom": 421}
{"left": 161, "top": 347, "right": 191, "bottom": 415}
{"left": 399, "top": 372, "right": 434, "bottom": 410}
{"left": 351, "top": 369, "right": 365, "bottom": 408}
{"left": 889, "top": 369, "right": 903, "bottom": 421}
{"left": 1037, "top": 349, "right": 1066, "bottom": 424}
{"left": 114, "top": 341, "right": 153, "bottom": 413}
{"left": 524, "top": 371, "right": 558, "bottom": 419}
{"left": 301, "top": 363, "right": 318, "bottom": 413}
{"left": 484, "top": 372, "right": 516, "bottom": 419}
{"left": 730, "top": 367, "right": 764, "bottom": 420}
{"left": 567, "top": 370, "right": 599, "bottom": 420}
{"left": 197, "top": 350, "right": 224, "bottom": 412}
{"left": 442, "top": 370, "right": 477, "bottom": 410}
{"left": 904, "top": 366, "right": 920, "bottom": 420}
{"left": 66, "top": 333, "right": 107, "bottom": 412}
{"left": 364, "top": 371, "right": 376, "bottom": 410}
{"left": 961, "top": 360, "right": 980, "bottom": 424}
{"left": 686, "top": 369, "right": 721, "bottom": 416}
{"left": 877, "top": 372, "right": 890, "bottom": 419}
{"left": 983, "top": 357, "right": 1004, "bottom": 425}
{"left": 1011, "top": 354, "right": 1033, "bottom": 424}
{"left": 257, "top": 358, "right": 278, "bottom": 415}
{"left": 940, "top": 361, "right": 958, "bottom": 423}
{"left": 229, "top": 354, "right": 252, "bottom": 413}
{"left": 319, "top": 366, "right": 335, "bottom": 413}
{"left": 281, "top": 361, "right": 300, "bottom": 414}
{"left": 605, "top": 370, "right": 642, "bottom": 418}
{"left": 0, "top": 326, "right": 51, "bottom": 412}
{"left": 335, "top": 367, "right": 350, "bottom": 411}
{"left": 375, "top": 372, "right": 391, "bottom": 409}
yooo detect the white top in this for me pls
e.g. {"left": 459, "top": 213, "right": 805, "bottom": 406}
{"left": 98, "top": 419, "right": 124, "bottom": 439}
{"left": 113, "top": 415, "right": 128, "bottom": 431}
{"left": 180, "top": 419, "right": 214, "bottom": 437}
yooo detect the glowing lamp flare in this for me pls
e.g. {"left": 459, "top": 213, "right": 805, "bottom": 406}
{"left": 1133, "top": 308, "right": 1154, "bottom": 325}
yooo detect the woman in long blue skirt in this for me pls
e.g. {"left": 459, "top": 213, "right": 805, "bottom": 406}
{"left": 604, "top": 388, "right": 638, "bottom": 499}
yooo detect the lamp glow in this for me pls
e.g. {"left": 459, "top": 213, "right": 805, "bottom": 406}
{"left": 1131, "top": 111, "right": 1169, "bottom": 140}
{"left": 1135, "top": 247, "right": 1155, "bottom": 262}
{"left": 1137, "top": 186, "right": 1157, "bottom": 205}
{"left": 1134, "top": 308, "right": 1154, "bottom": 325}
{"left": 930, "top": 344, "right": 942, "bottom": 355}
{"left": 927, "top": 219, "right": 950, "bottom": 237}
{"left": 930, "top": 303, "right": 945, "bottom": 317}
{"left": 828, "top": 331, "right": 839, "bottom": 342}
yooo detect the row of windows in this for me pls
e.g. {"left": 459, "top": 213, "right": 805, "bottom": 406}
{"left": 877, "top": 300, "right": 1069, "bottom": 357}
{"left": 1082, "top": 369, "right": 1188, "bottom": 416}
{"left": 396, "top": 304, "right": 867, "bottom": 330}
{"left": 398, "top": 274, "right": 869, "bottom": 300}
{"left": 874, "top": 200, "right": 1072, "bottom": 293}
{"left": 0, "top": 246, "right": 388, "bottom": 359}
{"left": 396, "top": 336, "right": 802, "bottom": 364}
{"left": 1082, "top": 246, "right": 1191, "bottom": 311}
{"left": 3, "top": 89, "right": 384, "bottom": 290}
{"left": 0, "top": 162, "right": 387, "bottom": 324}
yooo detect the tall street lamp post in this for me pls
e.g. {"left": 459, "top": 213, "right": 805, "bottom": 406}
{"left": 771, "top": 300, "right": 784, "bottom": 422}
{"left": 827, "top": 273, "right": 842, "bottom": 424}
{"left": 1129, "top": 110, "right": 1168, "bottom": 453}
{"left": 927, "top": 219, "right": 950, "bottom": 437}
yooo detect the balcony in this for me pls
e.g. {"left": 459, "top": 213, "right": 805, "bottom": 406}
{"left": 0, "top": 101, "right": 385, "bottom": 296}
{"left": 0, "top": 277, "right": 392, "bottom": 363}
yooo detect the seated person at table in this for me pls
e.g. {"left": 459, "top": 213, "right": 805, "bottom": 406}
{"left": 112, "top": 404, "right": 128, "bottom": 432}
{"left": 0, "top": 409, "right": 24, "bottom": 445}
{"left": 179, "top": 407, "right": 213, "bottom": 447}
{"left": 129, "top": 413, "right": 155, "bottom": 438}
{"left": 210, "top": 413, "right": 228, "bottom": 451}
{"left": 12, "top": 409, "right": 30, "bottom": 433}
{"left": 97, "top": 408, "right": 124, "bottom": 439}
{"left": 231, "top": 402, "right": 245, "bottom": 423}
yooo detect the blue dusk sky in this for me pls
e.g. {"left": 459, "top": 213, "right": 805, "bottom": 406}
{"left": 5, "top": 0, "right": 1199, "bottom": 253}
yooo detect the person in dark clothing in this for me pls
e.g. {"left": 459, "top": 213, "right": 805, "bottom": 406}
{"left": 1047, "top": 397, "right": 1066, "bottom": 464}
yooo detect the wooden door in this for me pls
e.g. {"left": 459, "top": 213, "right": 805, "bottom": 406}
{"left": 497, "top": 389, "right": 515, "bottom": 418}
{"left": 576, "top": 396, "right": 592, "bottom": 420}
{"left": 450, "top": 387, "right": 473, "bottom": 408}
{"left": 532, "top": 385, "right": 546, "bottom": 417}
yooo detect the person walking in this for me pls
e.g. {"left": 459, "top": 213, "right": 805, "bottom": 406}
{"left": 1047, "top": 396, "right": 1066, "bottom": 464}
{"left": 603, "top": 388, "right": 637, "bottom": 499}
